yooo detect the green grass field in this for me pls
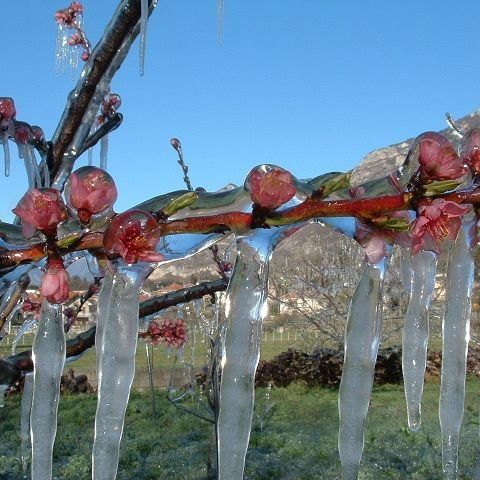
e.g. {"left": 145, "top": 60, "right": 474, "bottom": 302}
{"left": 0, "top": 380, "right": 479, "bottom": 479}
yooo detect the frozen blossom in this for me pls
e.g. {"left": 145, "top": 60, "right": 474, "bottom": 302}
{"left": 247, "top": 167, "right": 296, "bottom": 210}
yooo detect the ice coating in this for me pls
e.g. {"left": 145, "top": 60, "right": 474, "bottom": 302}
{"left": 400, "top": 247, "right": 413, "bottom": 294}
{"left": 139, "top": 0, "right": 148, "bottom": 75}
{"left": 338, "top": 258, "right": 387, "bottom": 479}
{"left": 402, "top": 250, "right": 437, "bottom": 432}
{"left": 217, "top": 229, "right": 274, "bottom": 480}
{"left": 1, "top": 131, "right": 10, "bottom": 177}
{"left": 12, "top": 318, "right": 37, "bottom": 355}
{"left": 99, "top": 135, "right": 108, "bottom": 170}
{"left": 92, "top": 262, "right": 152, "bottom": 480}
{"left": 217, "top": 0, "right": 225, "bottom": 45}
{"left": 30, "top": 301, "right": 65, "bottom": 480}
{"left": 21, "top": 373, "right": 34, "bottom": 477}
{"left": 439, "top": 222, "right": 474, "bottom": 479}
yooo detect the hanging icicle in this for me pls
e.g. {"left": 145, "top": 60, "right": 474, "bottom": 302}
{"left": 139, "top": 0, "right": 148, "bottom": 75}
{"left": 30, "top": 300, "right": 65, "bottom": 480}
{"left": 0, "top": 131, "right": 10, "bottom": 177}
{"left": 402, "top": 249, "right": 437, "bottom": 432}
{"left": 217, "top": 229, "right": 274, "bottom": 480}
{"left": 21, "top": 373, "right": 34, "bottom": 477}
{"left": 338, "top": 257, "right": 388, "bottom": 480}
{"left": 439, "top": 222, "right": 475, "bottom": 479}
{"left": 99, "top": 135, "right": 108, "bottom": 170}
{"left": 217, "top": 0, "right": 225, "bottom": 45}
{"left": 92, "top": 263, "right": 152, "bottom": 480}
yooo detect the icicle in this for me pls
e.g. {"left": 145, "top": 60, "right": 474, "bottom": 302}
{"left": 26, "top": 146, "right": 42, "bottom": 187}
{"left": 92, "top": 263, "right": 152, "bottom": 480}
{"left": 30, "top": 300, "right": 65, "bottom": 480}
{"left": 217, "top": 229, "right": 274, "bottom": 480}
{"left": 139, "top": 0, "right": 148, "bottom": 76}
{"left": 439, "top": 222, "right": 474, "bottom": 479}
{"left": 217, "top": 0, "right": 225, "bottom": 45}
{"left": 145, "top": 343, "right": 157, "bottom": 418}
{"left": 99, "top": 134, "right": 108, "bottom": 170}
{"left": 55, "top": 24, "right": 69, "bottom": 76}
{"left": 400, "top": 247, "right": 413, "bottom": 294}
{"left": 1, "top": 131, "right": 10, "bottom": 177}
{"left": 88, "top": 147, "right": 93, "bottom": 166}
{"left": 39, "top": 159, "right": 50, "bottom": 188}
{"left": 21, "top": 373, "right": 34, "bottom": 478}
{"left": 12, "top": 318, "right": 37, "bottom": 355}
{"left": 402, "top": 250, "right": 437, "bottom": 432}
{"left": 338, "top": 257, "right": 388, "bottom": 480}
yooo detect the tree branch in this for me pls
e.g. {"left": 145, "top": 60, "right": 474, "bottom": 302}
{"left": 2, "top": 277, "right": 228, "bottom": 388}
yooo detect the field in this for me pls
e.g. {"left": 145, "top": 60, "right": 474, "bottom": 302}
{"left": 0, "top": 380, "right": 479, "bottom": 479}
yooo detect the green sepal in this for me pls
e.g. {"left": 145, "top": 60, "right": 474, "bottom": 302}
{"left": 163, "top": 192, "right": 199, "bottom": 217}
{"left": 424, "top": 179, "right": 463, "bottom": 196}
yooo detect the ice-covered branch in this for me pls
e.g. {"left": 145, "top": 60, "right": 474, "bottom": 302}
{"left": 51, "top": 0, "right": 158, "bottom": 185}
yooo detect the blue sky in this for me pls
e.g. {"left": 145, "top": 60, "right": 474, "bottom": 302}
{"left": 2, "top": 1, "right": 480, "bottom": 221}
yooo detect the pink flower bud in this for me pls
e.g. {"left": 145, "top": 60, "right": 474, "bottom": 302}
{"left": 70, "top": 2, "right": 83, "bottom": 13}
{"left": 31, "top": 126, "right": 45, "bottom": 143}
{"left": 13, "top": 122, "right": 32, "bottom": 145}
{"left": 418, "top": 132, "right": 466, "bottom": 181}
{"left": 170, "top": 138, "right": 181, "bottom": 151}
{"left": 101, "top": 94, "right": 121, "bottom": 116}
{"left": 12, "top": 188, "right": 68, "bottom": 236}
{"left": 103, "top": 210, "right": 165, "bottom": 264}
{"left": 248, "top": 167, "right": 296, "bottom": 210}
{"left": 40, "top": 258, "right": 70, "bottom": 304}
{"left": 0, "top": 97, "right": 16, "bottom": 121}
{"left": 81, "top": 51, "right": 90, "bottom": 62}
{"left": 65, "top": 166, "right": 117, "bottom": 224}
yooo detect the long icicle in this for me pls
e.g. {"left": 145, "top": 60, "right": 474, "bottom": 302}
{"left": 30, "top": 300, "right": 65, "bottom": 480}
{"left": 139, "top": 0, "right": 148, "bottom": 75}
{"left": 217, "top": 229, "right": 274, "bottom": 480}
{"left": 402, "top": 250, "right": 437, "bottom": 432}
{"left": 439, "top": 222, "right": 474, "bottom": 479}
{"left": 92, "top": 263, "right": 152, "bottom": 480}
{"left": 1, "top": 131, "right": 10, "bottom": 177}
{"left": 338, "top": 257, "right": 388, "bottom": 479}
{"left": 21, "top": 372, "right": 34, "bottom": 478}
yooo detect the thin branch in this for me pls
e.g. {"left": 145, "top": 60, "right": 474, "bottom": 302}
{"left": 3, "top": 277, "right": 229, "bottom": 387}
{"left": 51, "top": 0, "right": 158, "bottom": 186}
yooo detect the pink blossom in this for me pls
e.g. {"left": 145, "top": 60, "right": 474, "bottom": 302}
{"left": 355, "top": 211, "right": 411, "bottom": 264}
{"left": 22, "top": 296, "right": 42, "bottom": 320}
{"left": 54, "top": 2, "right": 83, "bottom": 26}
{"left": 411, "top": 199, "right": 470, "bottom": 254}
{"left": 145, "top": 318, "right": 188, "bottom": 348}
{"left": 12, "top": 188, "right": 68, "bottom": 236}
{"left": 65, "top": 166, "right": 117, "bottom": 224}
{"left": 418, "top": 132, "right": 466, "bottom": 181}
{"left": 103, "top": 210, "right": 165, "bottom": 264}
{"left": 460, "top": 129, "right": 480, "bottom": 175}
{"left": 40, "top": 259, "right": 70, "bottom": 304}
{"left": 101, "top": 94, "right": 121, "bottom": 117}
{"left": 249, "top": 168, "right": 296, "bottom": 210}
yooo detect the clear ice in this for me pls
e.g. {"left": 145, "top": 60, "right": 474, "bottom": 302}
{"left": 439, "top": 223, "right": 474, "bottom": 479}
{"left": 217, "top": 229, "right": 274, "bottom": 480}
{"left": 217, "top": 0, "right": 225, "bottom": 45}
{"left": 338, "top": 258, "right": 387, "bottom": 480}
{"left": 30, "top": 301, "right": 65, "bottom": 480}
{"left": 92, "top": 263, "right": 152, "bottom": 480}
{"left": 1, "top": 131, "right": 10, "bottom": 177}
{"left": 139, "top": 0, "right": 148, "bottom": 75}
{"left": 21, "top": 373, "right": 34, "bottom": 477}
{"left": 99, "top": 135, "right": 108, "bottom": 171}
{"left": 402, "top": 250, "right": 437, "bottom": 432}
